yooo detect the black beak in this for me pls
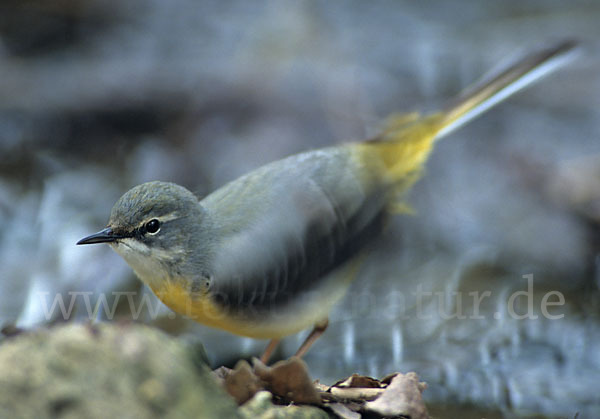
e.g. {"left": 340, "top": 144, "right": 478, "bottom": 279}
{"left": 77, "top": 227, "right": 121, "bottom": 245}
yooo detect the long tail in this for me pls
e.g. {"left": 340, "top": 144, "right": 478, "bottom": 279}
{"left": 371, "top": 40, "right": 579, "bottom": 192}
{"left": 436, "top": 39, "right": 578, "bottom": 139}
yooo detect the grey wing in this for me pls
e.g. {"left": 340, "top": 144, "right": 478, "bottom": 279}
{"left": 203, "top": 147, "right": 389, "bottom": 315}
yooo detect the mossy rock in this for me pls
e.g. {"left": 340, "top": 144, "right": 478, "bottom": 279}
{"left": 0, "top": 323, "right": 239, "bottom": 419}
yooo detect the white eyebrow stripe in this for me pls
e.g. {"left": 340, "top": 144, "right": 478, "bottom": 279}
{"left": 138, "top": 213, "right": 181, "bottom": 228}
{"left": 156, "top": 213, "right": 181, "bottom": 223}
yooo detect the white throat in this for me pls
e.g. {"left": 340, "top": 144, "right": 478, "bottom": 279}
{"left": 111, "top": 238, "right": 172, "bottom": 289}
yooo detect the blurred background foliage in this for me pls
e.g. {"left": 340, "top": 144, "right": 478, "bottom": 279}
{"left": 1, "top": 0, "right": 599, "bottom": 417}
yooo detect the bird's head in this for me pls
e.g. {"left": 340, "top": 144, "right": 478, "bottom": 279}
{"left": 77, "top": 181, "right": 207, "bottom": 287}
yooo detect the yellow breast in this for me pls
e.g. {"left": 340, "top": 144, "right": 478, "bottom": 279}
{"left": 148, "top": 265, "right": 357, "bottom": 340}
{"left": 149, "top": 281, "right": 308, "bottom": 339}
{"left": 150, "top": 281, "right": 248, "bottom": 336}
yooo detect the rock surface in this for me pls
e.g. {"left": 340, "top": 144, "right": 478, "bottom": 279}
{"left": 0, "top": 323, "right": 239, "bottom": 419}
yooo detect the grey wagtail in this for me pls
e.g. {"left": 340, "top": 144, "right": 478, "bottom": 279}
{"left": 78, "top": 41, "right": 577, "bottom": 363}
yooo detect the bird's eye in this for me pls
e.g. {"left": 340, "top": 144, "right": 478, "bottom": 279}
{"left": 145, "top": 219, "right": 160, "bottom": 234}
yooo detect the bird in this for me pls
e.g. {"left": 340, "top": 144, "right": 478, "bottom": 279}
{"left": 78, "top": 41, "right": 577, "bottom": 364}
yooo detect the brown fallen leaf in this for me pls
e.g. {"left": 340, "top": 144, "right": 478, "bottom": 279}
{"left": 333, "top": 373, "right": 382, "bottom": 389}
{"left": 381, "top": 372, "right": 399, "bottom": 385}
{"left": 223, "top": 360, "right": 264, "bottom": 405}
{"left": 213, "top": 361, "right": 430, "bottom": 417}
{"left": 365, "top": 372, "right": 428, "bottom": 419}
{"left": 253, "top": 357, "right": 321, "bottom": 405}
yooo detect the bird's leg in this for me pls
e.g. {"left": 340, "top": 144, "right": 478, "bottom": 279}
{"left": 294, "top": 318, "right": 329, "bottom": 358}
{"left": 260, "top": 338, "right": 281, "bottom": 364}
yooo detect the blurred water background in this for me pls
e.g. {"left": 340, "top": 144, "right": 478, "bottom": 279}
{"left": 1, "top": 1, "right": 599, "bottom": 417}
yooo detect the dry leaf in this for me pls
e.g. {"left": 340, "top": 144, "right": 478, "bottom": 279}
{"left": 327, "top": 402, "right": 362, "bottom": 419}
{"left": 223, "top": 360, "right": 263, "bottom": 405}
{"left": 214, "top": 360, "right": 430, "bottom": 418}
{"left": 365, "top": 372, "right": 428, "bottom": 419}
{"left": 329, "top": 386, "right": 383, "bottom": 401}
{"left": 381, "top": 372, "right": 398, "bottom": 385}
{"left": 253, "top": 357, "right": 321, "bottom": 405}
{"left": 334, "top": 373, "right": 382, "bottom": 389}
